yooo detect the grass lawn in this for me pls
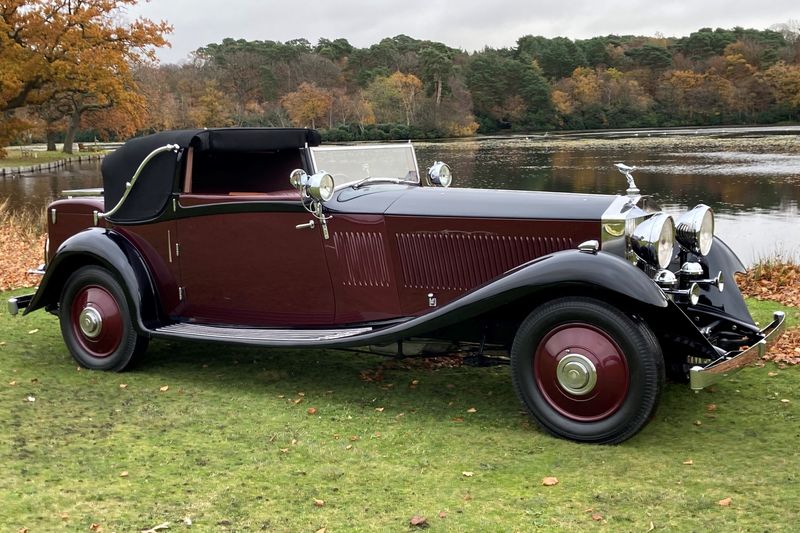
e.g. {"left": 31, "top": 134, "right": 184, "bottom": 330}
{"left": 1, "top": 289, "right": 798, "bottom": 532}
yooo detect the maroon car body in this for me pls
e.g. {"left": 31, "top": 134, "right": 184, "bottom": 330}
{"left": 8, "top": 128, "right": 785, "bottom": 444}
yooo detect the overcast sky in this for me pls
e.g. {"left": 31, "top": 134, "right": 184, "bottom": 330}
{"left": 127, "top": 0, "right": 798, "bottom": 63}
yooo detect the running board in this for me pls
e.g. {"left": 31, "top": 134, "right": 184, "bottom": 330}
{"left": 153, "top": 323, "right": 373, "bottom": 346}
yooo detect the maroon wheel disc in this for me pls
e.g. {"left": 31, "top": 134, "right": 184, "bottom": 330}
{"left": 534, "top": 323, "right": 629, "bottom": 421}
{"left": 70, "top": 285, "right": 124, "bottom": 358}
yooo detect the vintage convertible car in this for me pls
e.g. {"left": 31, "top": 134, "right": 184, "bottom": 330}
{"left": 8, "top": 128, "right": 786, "bottom": 444}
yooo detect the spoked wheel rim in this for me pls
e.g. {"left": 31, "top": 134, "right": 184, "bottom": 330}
{"left": 534, "top": 322, "right": 629, "bottom": 422}
{"left": 70, "top": 285, "right": 123, "bottom": 358}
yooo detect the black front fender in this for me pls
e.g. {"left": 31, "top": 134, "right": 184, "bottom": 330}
{"left": 337, "top": 250, "right": 677, "bottom": 347}
{"left": 24, "top": 228, "right": 160, "bottom": 334}
{"left": 345, "top": 249, "right": 717, "bottom": 356}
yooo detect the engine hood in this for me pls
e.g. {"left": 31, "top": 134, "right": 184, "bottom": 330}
{"left": 327, "top": 184, "right": 617, "bottom": 221}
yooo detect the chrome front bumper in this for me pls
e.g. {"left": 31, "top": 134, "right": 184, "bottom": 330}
{"left": 7, "top": 294, "right": 33, "bottom": 316}
{"left": 689, "top": 311, "right": 787, "bottom": 391}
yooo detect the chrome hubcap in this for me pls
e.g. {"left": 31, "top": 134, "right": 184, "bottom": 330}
{"left": 556, "top": 353, "right": 597, "bottom": 396}
{"left": 78, "top": 306, "right": 102, "bottom": 338}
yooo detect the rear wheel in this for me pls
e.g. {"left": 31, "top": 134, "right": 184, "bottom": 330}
{"left": 59, "top": 266, "right": 148, "bottom": 371}
{"left": 510, "top": 297, "right": 664, "bottom": 444}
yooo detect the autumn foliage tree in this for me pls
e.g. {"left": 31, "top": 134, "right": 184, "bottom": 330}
{"left": 0, "top": 0, "right": 171, "bottom": 155}
{"left": 281, "top": 82, "right": 332, "bottom": 129}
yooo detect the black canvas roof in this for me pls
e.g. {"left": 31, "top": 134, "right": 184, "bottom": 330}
{"left": 100, "top": 128, "right": 320, "bottom": 222}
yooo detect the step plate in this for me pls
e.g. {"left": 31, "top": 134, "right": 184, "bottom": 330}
{"left": 155, "top": 323, "right": 372, "bottom": 343}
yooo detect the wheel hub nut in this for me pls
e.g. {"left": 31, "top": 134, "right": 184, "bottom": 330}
{"left": 556, "top": 353, "right": 597, "bottom": 395}
{"left": 79, "top": 307, "right": 103, "bottom": 338}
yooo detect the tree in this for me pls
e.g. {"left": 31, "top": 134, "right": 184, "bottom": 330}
{"left": 388, "top": 71, "right": 422, "bottom": 126}
{"left": 188, "top": 81, "right": 233, "bottom": 128}
{"left": 763, "top": 62, "right": 800, "bottom": 116}
{"left": 466, "top": 52, "right": 554, "bottom": 131}
{"left": 420, "top": 45, "right": 453, "bottom": 108}
{"left": 365, "top": 75, "right": 405, "bottom": 124}
{"left": 0, "top": 0, "right": 171, "bottom": 155}
{"left": 281, "top": 82, "right": 332, "bottom": 129}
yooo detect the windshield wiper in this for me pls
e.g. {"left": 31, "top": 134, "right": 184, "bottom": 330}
{"left": 352, "top": 176, "right": 403, "bottom": 189}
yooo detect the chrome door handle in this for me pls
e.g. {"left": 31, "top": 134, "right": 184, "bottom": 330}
{"left": 296, "top": 220, "right": 315, "bottom": 230}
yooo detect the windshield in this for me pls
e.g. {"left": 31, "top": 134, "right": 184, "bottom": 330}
{"left": 309, "top": 144, "right": 420, "bottom": 188}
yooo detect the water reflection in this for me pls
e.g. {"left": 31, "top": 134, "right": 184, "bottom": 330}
{"left": 415, "top": 136, "right": 800, "bottom": 264}
{"left": 0, "top": 159, "right": 103, "bottom": 213}
{"left": 1, "top": 137, "right": 798, "bottom": 265}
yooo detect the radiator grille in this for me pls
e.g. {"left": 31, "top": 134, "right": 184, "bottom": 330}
{"left": 333, "top": 231, "right": 391, "bottom": 287}
{"left": 396, "top": 232, "right": 573, "bottom": 290}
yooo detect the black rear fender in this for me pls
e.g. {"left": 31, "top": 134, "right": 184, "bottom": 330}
{"left": 23, "top": 228, "right": 160, "bottom": 334}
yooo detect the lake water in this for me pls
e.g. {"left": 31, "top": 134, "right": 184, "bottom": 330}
{"left": 1, "top": 132, "right": 798, "bottom": 265}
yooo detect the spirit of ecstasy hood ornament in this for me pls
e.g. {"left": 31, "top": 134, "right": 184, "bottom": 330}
{"left": 614, "top": 163, "right": 640, "bottom": 197}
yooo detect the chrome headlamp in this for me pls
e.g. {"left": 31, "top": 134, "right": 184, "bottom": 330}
{"left": 675, "top": 204, "right": 714, "bottom": 256}
{"left": 631, "top": 213, "right": 675, "bottom": 269}
{"left": 307, "top": 172, "right": 335, "bottom": 202}
{"left": 288, "top": 169, "right": 335, "bottom": 202}
{"left": 427, "top": 161, "right": 452, "bottom": 187}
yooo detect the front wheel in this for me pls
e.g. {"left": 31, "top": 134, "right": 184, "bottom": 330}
{"left": 59, "top": 266, "right": 148, "bottom": 371}
{"left": 510, "top": 297, "right": 664, "bottom": 444}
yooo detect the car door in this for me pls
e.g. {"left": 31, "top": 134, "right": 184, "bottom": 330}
{"left": 174, "top": 195, "right": 335, "bottom": 327}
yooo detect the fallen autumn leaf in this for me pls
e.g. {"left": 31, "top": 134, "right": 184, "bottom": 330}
{"left": 409, "top": 515, "right": 428, "bottom": 527}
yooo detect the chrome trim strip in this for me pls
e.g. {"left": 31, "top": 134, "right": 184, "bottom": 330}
{"left": 62, "top": 188, "right": 104, "bottom": 197}
{"left": 155, "top": 323, "right": 372, "bottom": 342}
{"left": 97, "top": 144, "right": 180, "bottom": 220}
{"left": 689, "top": 311, "right": 786, "bottom": 391}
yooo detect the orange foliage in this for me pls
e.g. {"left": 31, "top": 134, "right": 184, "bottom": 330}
{"left": 0, "top": 0, "right": 171, "bottom": 151}
{"left": 281, "top": 83, "right": 333, "bottom": 129}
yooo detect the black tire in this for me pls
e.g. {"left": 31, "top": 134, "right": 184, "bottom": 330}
{"left": 59, "top": 266, "right": 148, "bottom": 371}
{"left": 510, "top": 296, "right": 664, "bottom": 444}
